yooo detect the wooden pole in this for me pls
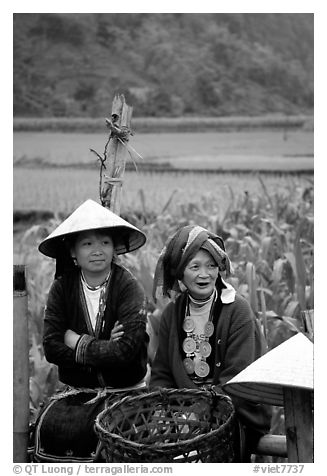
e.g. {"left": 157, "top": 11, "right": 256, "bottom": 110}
{"left": 13, "top": 265, "right": 29, "bottom": 462}
{"left": 301, "top": 309, "right": 314, "bottom": 342}
{"left": 102, "top": 94, "right": 133, "bottom": 215}
{"left": 283, "top": 388, "right": 313, "bottom": 462}
{"left": 255, "top": 435, "right": 287, "bottom": 458}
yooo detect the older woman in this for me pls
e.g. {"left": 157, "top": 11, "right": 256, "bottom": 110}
{"left": 150, "top": 224, "right": 271, "bottom": 460}
{"left": 31, "top": 199, "right": 149, "bottom": 462}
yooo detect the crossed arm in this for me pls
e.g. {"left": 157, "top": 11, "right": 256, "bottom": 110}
{"left": 64, "top": 322, "right": 124, "bottom": 350}
{"left": 43, "top": 276, "right": 147, "bottom": 369}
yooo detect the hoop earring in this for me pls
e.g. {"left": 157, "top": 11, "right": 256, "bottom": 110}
{"left": 178, "top": 280, "right": 187, "bottom": 292}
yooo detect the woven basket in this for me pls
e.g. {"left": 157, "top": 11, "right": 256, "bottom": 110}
{"left": 95, "top": 388, "right": 236, "bottom": 463}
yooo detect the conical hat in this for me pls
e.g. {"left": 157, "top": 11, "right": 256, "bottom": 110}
{"left": 38, "top": 199, "right": 146, "bottom": 257}
{"left": 222, "top": 333, "right": 313, "bottom": 406}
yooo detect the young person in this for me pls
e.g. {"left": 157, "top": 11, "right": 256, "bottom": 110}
{"left": 31, "top": 199, "right": 149, "bottom": 462}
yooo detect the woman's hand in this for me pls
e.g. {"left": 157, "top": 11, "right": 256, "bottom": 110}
{"left": 110, "top": 322, "right": 124, "bottom": 343}
{"left": 64, "top": 329, "right": 81, "bottom": 350}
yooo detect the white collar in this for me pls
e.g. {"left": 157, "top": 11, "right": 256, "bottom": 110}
{"left": 220, "top": 278, "right": 236, "bottom": 304}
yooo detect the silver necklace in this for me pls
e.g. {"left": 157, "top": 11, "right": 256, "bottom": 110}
{"left": 81, "top": 270, "right": 111, "bottom": 291}
{"left": 182, "top": 289, "right": 217, "bottom": 378}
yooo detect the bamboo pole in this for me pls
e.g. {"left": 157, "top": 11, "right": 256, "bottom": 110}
{"left": 13, "top": 265, "right": 29, "bottom": 462}
{"left": 255, "top": 435, "right": 287, "bottom": 458}
{"left": 102, "top": 94, "right": 133, "bottom": 215}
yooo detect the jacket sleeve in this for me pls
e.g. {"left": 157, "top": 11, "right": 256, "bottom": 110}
{"left": 43, "top": 278, "right": 77, "bottom": 368}
{"left": 218, "top": 298, "right": 272, "bottom": 435}
{"left": 149, "top": 304, "right": 176, "bottom": 388}
{"left": 218, "top": 313, "right": 257, "bottom": 388}
{"left": 75, "top": 276, "right": 148, "bottom": 367}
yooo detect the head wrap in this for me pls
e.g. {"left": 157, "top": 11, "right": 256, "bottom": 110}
{"left": 153, "top": 225, "right": 231, "bottom": 300}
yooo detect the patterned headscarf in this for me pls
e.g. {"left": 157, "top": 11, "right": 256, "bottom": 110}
{"left": 153, "top": 225, "right": 231, "bottom": 300}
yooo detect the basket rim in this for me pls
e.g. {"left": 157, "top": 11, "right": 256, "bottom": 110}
{"left": 95, "top": 387, "right": 235, "bottom": 451}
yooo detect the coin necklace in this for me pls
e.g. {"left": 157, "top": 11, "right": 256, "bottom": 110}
{"left": 182, "top": 289, "right": 217, "bottom": 378}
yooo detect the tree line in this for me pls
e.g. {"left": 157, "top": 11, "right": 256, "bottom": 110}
{"left": 13, "top": 13, "right": 313, "bottom": 118}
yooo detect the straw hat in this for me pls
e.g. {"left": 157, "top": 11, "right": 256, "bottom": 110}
{"left": 38, "top": 199, "right": 146, "bottom": 258}
{"left": 222, "top": 333, "right": 313, "bottom": 406}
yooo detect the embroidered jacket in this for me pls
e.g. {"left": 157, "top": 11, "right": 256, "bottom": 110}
{"left": 43, "top": 263, "right": 149, "bottom": 388}
{"left": 150, "top": 283, "right": 271, "bottom": 436}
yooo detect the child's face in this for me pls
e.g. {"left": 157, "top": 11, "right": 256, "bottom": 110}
{"left": 71, "top": 229, "right": 114, "bottom": 277}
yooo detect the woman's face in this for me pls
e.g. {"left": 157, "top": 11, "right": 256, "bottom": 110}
{"left": 182, "top": 249, "right": 219, "bottom": 300}
{"left": 71, "top": 229, "right": 114, "bottom": 277}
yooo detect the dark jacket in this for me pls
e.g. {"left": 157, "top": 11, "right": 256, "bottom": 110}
{"left": 43, "top": 263, "right": 149, "bottom": 388}
{"left": 150, "top": 288, "right": 271, "bottom": 437}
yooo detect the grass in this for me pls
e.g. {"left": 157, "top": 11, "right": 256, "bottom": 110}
{"left": 13, "top": 115, "right": 314, "bottom": 133}
{"left": 13, "top": 168, "right": 313, "bottom": 217}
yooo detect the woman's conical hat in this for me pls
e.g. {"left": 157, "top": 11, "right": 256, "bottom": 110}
{"left": 38, "top": 199, "right": 146, "bottom": 258}
{"left": 222, "top": 333, "right": 313, "bottom": 406}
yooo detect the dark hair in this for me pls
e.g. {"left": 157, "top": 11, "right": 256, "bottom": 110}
{"left": 56, "top": 228, "right": 118, "bottom": 279}
{"left": 64, "top": 228, "right": 117, "bottom": 250}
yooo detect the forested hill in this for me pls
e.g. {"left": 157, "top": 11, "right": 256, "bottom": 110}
{"left": 13, "top": 13, "right": 314, "bottom": 118}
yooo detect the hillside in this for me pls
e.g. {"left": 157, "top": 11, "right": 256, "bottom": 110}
{"left": 13, "top": 13, "right": 314, "bottom": 118}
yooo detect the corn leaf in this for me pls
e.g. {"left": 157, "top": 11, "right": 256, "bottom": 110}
{"left": 246, "top": 262, "right": 258, "bottom": 313}
{"left": 284, "top": 300, "right": 301, "bottom": 318}
{"left": 259, "top": 289, "right": 268, "bottom": 340}
{"left": 294, "top": 222, "right": 307, "bottom": 309}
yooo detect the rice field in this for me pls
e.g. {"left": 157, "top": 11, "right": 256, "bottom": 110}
{"left": 13, "top": 168, "right": 312, "bottom": 217}
{"left": 13, "top": 128, "right": 313, "bottom": 216}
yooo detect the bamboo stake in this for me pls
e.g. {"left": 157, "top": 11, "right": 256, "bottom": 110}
{"left": 13, "top": 265, "right": 29, "bottom": 462}
{"left": 101, "top": 94, "right": 133, "bottom": 215}
{"left": 255, "top": 435, "right": 287, "bottom": 457}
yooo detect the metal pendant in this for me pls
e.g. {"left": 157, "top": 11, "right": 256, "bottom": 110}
{"left": 194, "top": 360, "right": 210, "bottom": 378}
{"left": 199, "top": 341, "right": 212, "bottom": 358}
{"left": 182, "top": 337, "right": 196, "bottom": 354}
{"left": 183, "top": 358, "right": 195, "bottom": 374}
{"left": 183, "top": 318, "right": 195, "bottom": 333}
{"left": 204, "top": 321, "right": 214, "bottom": 337}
